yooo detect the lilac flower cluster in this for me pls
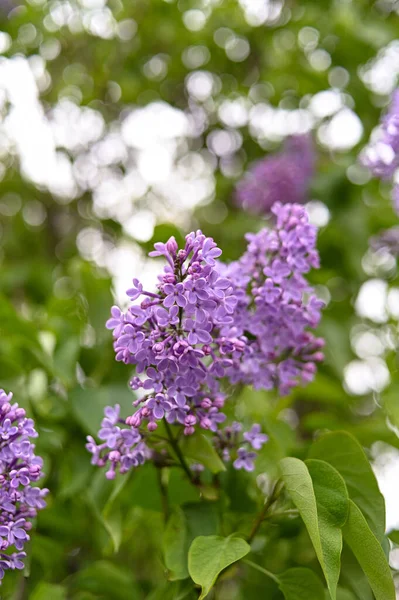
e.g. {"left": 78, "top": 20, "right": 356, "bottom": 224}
{"left": 370, "top": 227, "right": 399, "bottom": 257}
{"left": 221, "top": 202, "right": 324, "bottom": 395}
{"left": 361, "top": 89, "right": 399, "bottom": 214}
{"left": 86, "top": 404, "right": 150, "bottom": 480}
{"left": 105, "top": 232, "right": 243, "bottom": 434}
{"left": 235, "top": 134, "right": 314, "bottom": 215}
{"left": 90, "top": 212, "right": 323, "bottom": 478}
{"left": 0, "top": 389, "right": 48, "bottom": 583}
{"left": 214, "top": 423, "right": 268, "bottom": 472}
{"left": 88, "top": 232, "right": 253, "bottom": 478}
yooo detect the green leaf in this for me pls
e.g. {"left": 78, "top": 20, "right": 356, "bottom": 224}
{"left": 307, "top": 459, "right": 349, "bottom": 598}
{"left": 340, "top": 545, "right": 373, "bottom": 600}
{"left": 188, "top": 535, "right": 250, "bottom": 599}
{"left": 342, "top": 500, "right": 395, "bottom": 600}
{"left": 388, "top": 529, "right": 399, "bottom": 545}
{"left": 70, "top": 560, "right": 141, "bottom": 599}
{"left": 334, "top": 588, "right": 357, "bottom": 600}
{"left": 279, "top": 567, "right": 325, "bottom": 600}
{"left": 383, "top": 384, "right": 399, "bottom": 432}
{"left": 224, "top": 467, "right": 257, "bottom": 513}
{"left": 182, "top": 432, "right": 226, "bottom": 474}
{"left": 168, "top": 468, "right": 201, "bottom": 506}
{"left": 86, "top": 470, "right": 130, "bottom": 552}
{"left": 146, "top": 581, "right": 197, "bottom": 600}
{"left": 305, "top": 459, "right": 349, "bottom": 528}
{"left": 280, "top": 457, "right": 348, "bottom": 600}
{"left": 163, "top": 508, "right": 189, "bottom": 580}
{"left": 183, "top": 502, "right": 219, "bottom": 541}
{"left": 125, "top": 464, "right": 162, "bottom": 512}
{"left": 309, "top": 431, "right": 385, "bottom": 541}
{"left": 382, "top": 534, "right": 391, "bottom": 559}
{"left": 30, "top": 583, "right": 67, "bottom": 600}
{"left": 70, "top": 385, "right": 134, "bottom": 437}
{"left": 164, "top": 503, "right": 219, "bottom": 581}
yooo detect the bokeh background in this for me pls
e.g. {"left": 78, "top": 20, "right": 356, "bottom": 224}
{"left": 1, "top": 0, "right": 399, "bottom": 598}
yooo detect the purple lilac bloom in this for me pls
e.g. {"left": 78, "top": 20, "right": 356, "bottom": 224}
{"left": 233, "top": 448, "right": 257, "bottom": 472}
{"left": 362, "top": 90, "right": 399, "bottom": 179}
{"left": 370, "top": 226, "right": 399, "bottom": 256}
{"left": 221, "top": 202, "right": 324, "bottom": 395}
{"left": 235, "top": 134, "right": 314, "bottom": 215}
{"left": 92, "top": 231, "right": 247, "bottom": 477}
{"left": 0, "top": 389, "right": 48, "bottom": 584}
{"left": 213, "top": 422, "right": 268, "bottom": 471}
{"left": 86, "top": 404, "right": 150, "bottom": 480}
{"left": 361, "top": 89, "right": 399, "bottom": 214}
{"left": 94, "top": 217, "right": 321, "bottom": 478}
{"left": 243, "top": 424, "right": 269, "bottom": 450}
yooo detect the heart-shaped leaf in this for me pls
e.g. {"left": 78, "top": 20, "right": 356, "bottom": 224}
{"left": 188, "top": 535, "right": 250, "bottom": 599}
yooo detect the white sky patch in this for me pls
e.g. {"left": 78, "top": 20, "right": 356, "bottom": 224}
{"left": 356, "top": 279, "right": 389, "bottom": 323}
{"left": 344, "top": 358, "right": 390, "bottom": 395}
{"left": 238, "top": 0, "right": 283, "bottom": 26}
{"left": 249, "top": 103, "right": 314, "bottom": 140}
{"left": 318, "top": 108, "right": 363, "bottom": 151}
{"left": 360, "top": 40, "right": 399, "bottom": 95}
{"left": 309, "top": 90, "right": 343, "bottom": 119}
{"left": 121, "top": 102, "right": 190, "bottom": 149}
{"left": 373, "top": 445, "right": 399, "bottom": 532}
{"left": 305, "top": 200, "right": 330, "bottom": 227}
{"left": 0, "top": 57, "right": 77, "bottom": 199}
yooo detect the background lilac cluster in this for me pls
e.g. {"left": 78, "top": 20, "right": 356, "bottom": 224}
{"left": 235, "top": 135, "right": 314, "bottom": 215}
{"left": 88, "top": 207, "right": 323, "bottom": 479}
{"left": 222, "top": 202, "right": 324, "bottom": 395}
{"left": 361, "top": 89, "right": 399, "bottom": 214}
{"left": 0, "top": 390, "right": 47, "bottom": 582}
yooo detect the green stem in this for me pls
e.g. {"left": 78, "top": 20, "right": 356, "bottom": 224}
{"left": 264, "top": 508, "right": 299, "bottom": 520}
{"left": 247, "top": 479, "right": 283, "bottom": 543}
{"left": 156, "top": 467, "right": 169, "bottom": 523}
{"left": 243, "top": 559, "right": 280, "bottom": 585}
{"left": 164, "top": 419, "right": 195, "bottom": 484}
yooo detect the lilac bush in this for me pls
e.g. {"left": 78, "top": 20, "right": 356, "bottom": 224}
{"left": 88, "top": 205, "right": 323, "bottom": 479}
{"left": 0, "top": 389, "right": 48, "bottom": 583}
{"left": 235, "top": 134, "right": 314, "bottom": 215}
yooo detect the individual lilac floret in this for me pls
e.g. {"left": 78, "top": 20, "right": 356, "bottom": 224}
{"left": 233, "top": 448, "right": 257, "bottom": 472}
{"left": 0, "top": 389, "right": 48, "bottom": 584}
{"left": 221, "top": 202, "right": 324, "bottom": 395}
{"left": 244, "top": 424, "right": 268, "bottom": 450}
{"left": 104, "top": 231, "right": 244, "bottom": 441}
{"left": 235, "top": 134, "right": 314, "bottom": 215}
{"left": 361, "top": 89, "right": 399, "bottom": 214}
